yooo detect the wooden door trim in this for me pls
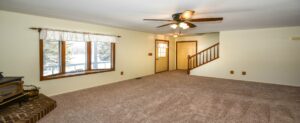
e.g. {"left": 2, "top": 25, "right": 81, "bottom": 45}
{"left": 176, "top": 40, "right": 198, "bottom": 70}
{"left": 155, "top": 39, "right": 170, "bottom": 73}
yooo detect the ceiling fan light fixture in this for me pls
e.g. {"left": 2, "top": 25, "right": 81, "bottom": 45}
{"left": 170, "top": 24, "right": 178, "bottom": 29}
{"left": 179, "top": 22, "right": 189, "bottom": 29}
{"left": 181, "top": 10, "right": 195, "bottom": 19}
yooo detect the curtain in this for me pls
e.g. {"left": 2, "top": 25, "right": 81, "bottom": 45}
{"left": 40, "top": 29, "right": 117, "bottom": 43}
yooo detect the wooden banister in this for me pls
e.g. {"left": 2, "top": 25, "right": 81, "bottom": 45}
{"left": 189, "top": 43, "right": 219, "bottom": 58}
{"left": 187, "top": 42, "right": 220, "bottom": 74}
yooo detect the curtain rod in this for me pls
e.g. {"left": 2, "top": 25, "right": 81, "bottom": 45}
{"left": 30, "top": 27, "right": 121, "bottom": 38}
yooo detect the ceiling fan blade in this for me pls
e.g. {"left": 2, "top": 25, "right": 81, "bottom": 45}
{"left": 143, "top": 19, "right": 173, "bottom": 21}
{"left": 156, "top": 23, "right": 176, "bottom": 28}
{"left": 190, "top": 17, "right": 223, "bottom": 22}
{"left": 185, "top": 22, "right": 197, "bottom": 28}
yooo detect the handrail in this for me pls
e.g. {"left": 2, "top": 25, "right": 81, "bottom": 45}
{"left": 189, "top": 43, "right": 219, "bottom": 58}
{"left": 187, "top": 42, "right": 220, "bottom": 74}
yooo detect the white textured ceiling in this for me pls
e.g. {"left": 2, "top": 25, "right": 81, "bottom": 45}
{"left": 0, "top": 0, "right": 300, "bottom": 34}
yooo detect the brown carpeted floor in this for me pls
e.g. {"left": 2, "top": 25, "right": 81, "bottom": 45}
{"left": 38, "top": 71, "right": 300, "bottom": 123}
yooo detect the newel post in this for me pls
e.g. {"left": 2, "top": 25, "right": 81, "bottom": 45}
{"left": 187, "top": 55, "right": 190, "bottom": 74}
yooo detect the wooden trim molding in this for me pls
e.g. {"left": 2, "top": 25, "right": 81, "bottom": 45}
{"left": 39, "top": 39, "right": 44, "bottom": 81}
{"left": 61, "top": 41, "right": 66, "bottom": 74}
{"left": 111, "top": 43, "right": 116, "bottom": 70}
{"left": 86, "top": 42, "right": 92, "bottom": 71}
{"left": 41, "top": 69, "right": 115, "bottom": 81}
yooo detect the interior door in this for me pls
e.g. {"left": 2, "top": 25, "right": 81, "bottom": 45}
{"left": 155, "top": 40, "right": 169, "bottom": 73}
{"left": 176, "top": 41, "right": 197, "bottom": 70}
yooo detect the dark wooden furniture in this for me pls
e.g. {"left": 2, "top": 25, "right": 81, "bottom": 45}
{"left": 0, "top": 73, "right": 24, "bottom": 104}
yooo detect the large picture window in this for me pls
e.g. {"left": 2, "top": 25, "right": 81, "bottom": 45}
{"left": 91, "top": 41, "right": 112, "bottom": 69}
{"left": 43, "top": 41, "right": 61, "bottom": 76}
{"left": 65, "top": 41, "right": 87, "bottom": 73}
{"left": 39, "top": 29, "right": 116, "bottom": 81}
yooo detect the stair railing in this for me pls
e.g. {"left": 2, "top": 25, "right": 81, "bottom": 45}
{"left": 187, "top": 43, "right": 219, "bottom": 74}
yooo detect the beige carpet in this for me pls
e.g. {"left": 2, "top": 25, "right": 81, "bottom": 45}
{"left": 38, "top": 71, "right": 300, "bottom": 123}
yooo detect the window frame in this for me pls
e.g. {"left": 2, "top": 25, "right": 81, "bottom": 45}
{"left": 39, "top": 39, "right": 115, "bottom": 81}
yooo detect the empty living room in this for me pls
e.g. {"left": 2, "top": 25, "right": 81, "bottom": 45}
{"left": 0, "top": 0, "right": 300, "bottom": 123}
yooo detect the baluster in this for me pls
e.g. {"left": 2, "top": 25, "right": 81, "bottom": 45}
{"left": 200, "top": 53, "right": 202, "bottom": 65}
{"left": 214, "top": 46, "right": 216, "bottom": 59}
{"left": 199, "top": 52, "right": 201, "bottom": 66}
{"left": 194, "top": 55, "right": 197, "bottom": 68}
{"left": 192, "top": 57, "right": 194, "bottom": 69}
{"left": 187, "top": 55, "right": 190, "bottom": 72}
{"left": 203, "top": 52, "right": 204, "bottom": 64}
{"left": 192, "top": 56, "right": 194, "bottom": 68}
{"left": 198, "top": 53, "right": 200, "bottom": 66}
{"left": 195, "top": 57, "right": 197, "bottom": 68}
{"left": 212, "top": 46, "right": 215, "bottom": 59}
{"left": 192, "top": 57, "right": 194, "bottom": 68}
{"left": 217, "top": 44, "right": 219, "bottom": 58}
{"left": 209, "top": 48, "right": 211, "bottom": 61}
{"left": 196, "top": 54, "right": 198, "bottom": 67}
{"left": 191, "top": 57, "right": 193, "bottom": 68}
{"left": 206, "top": 50, "right": 208, "bottom": 63}
{"left": 202, "top": 52, "right": 204, "bottom": 64}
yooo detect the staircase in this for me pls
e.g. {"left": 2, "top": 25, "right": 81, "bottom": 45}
{"left": 187, "top": 43, "right": 219, "bottom": 74}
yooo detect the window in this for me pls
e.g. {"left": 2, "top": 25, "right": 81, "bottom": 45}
{"left": 43, "top": 41, "right": 61, "bottom": 76}
{"left": 92, "top": 41, "right": 112, "bottom": 69}
{"left": 157, "top": 43, "right": 167, "bottom": 57}
{"left": 38, "top": 29, "right": 117, "bottom": 80}
{"left": 65, "top": 41, "right": 87, "bottom": 72}
{"left": 41, "top": 40, "right": 115, "bottom": 80}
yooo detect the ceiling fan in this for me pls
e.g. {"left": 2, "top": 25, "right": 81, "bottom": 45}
{"left": 143, "top": 10, "right": 223, "bottom": 30}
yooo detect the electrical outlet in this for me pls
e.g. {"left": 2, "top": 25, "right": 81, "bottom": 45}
{"left": 230, "top": 70, "right": 234, "bottom": 74}
{"left": 242, "top": 71, "right": 246, "bottom": 75}
{"left": 120, "top": 71, "right": 124, "bottom": 75}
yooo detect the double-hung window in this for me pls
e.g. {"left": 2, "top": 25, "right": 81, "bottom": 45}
{"left": 40, "top": 29, "right": 116, "bottom": 80}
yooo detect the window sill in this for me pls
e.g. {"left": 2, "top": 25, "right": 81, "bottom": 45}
{"left": 40, "top": 69, "right": 115, "bottom": 81}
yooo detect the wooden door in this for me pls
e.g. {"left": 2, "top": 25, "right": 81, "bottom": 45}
{"left": 176, "top": 41, "right": 197, "bottom": 70}
{"left": 155, "top": 40, "right": 169, "bottom": 73}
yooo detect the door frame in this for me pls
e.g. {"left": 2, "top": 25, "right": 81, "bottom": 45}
{"left": 176, "top": 41, "right": 198, "bottom": 70}
{"left": 155, "top": 39, "right": 170, "bottom": 73}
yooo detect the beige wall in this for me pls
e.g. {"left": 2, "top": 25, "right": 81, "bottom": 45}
{"left": 190, "top": 27, "right": 300, "bottom": 86}
{"left": 0, "top": 11, "right": 159, "bottom": 96}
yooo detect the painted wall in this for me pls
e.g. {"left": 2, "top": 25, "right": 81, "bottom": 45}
{"left": 0, "top": 11, "right": 158, "bottom": 96}
{"left": 190, "top": 26, "right": 300, "bottom": 86}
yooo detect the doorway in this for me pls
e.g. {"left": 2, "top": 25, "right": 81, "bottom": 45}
{"left": 155, "top": 39, "right": 169, "bottom": 73}
{"left": 176, "top": 41, "right": 197, "bottom": 70}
